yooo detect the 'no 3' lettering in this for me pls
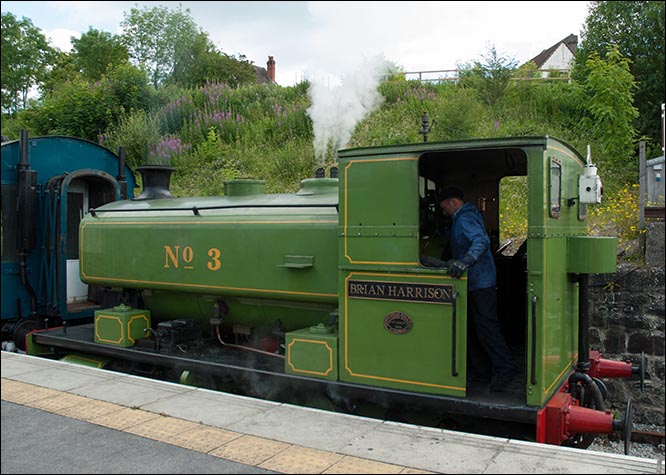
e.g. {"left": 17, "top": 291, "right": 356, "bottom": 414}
{"left": 164, "top": 245, "right": 221, "bottom": 271}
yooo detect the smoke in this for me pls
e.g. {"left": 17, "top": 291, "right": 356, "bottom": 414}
{"left": 306, "top": 55, "right": 394, "bottom": 166}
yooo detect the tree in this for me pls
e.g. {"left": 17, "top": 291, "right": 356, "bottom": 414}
{"left": 170, "top": 32, "right": 256, "bottom": 88}
{"left": 71, "top": 28, "right": 129, "bottom": 81}
{"left": 575, "top": 1, "right": 665, "bottom": 147}
{"left": 120, "top": 4, "right": 202, "bottom": 88}
{"left": 1, "top": 12, "right": 55, "bottom": 114}
{"left": 457, "top": 46, "right": 517, "bottom": 109}
{"left": 581, "top": 46, "right": 639, "bottom": 174}
{"left": 29, "top": 60, "right": 153, "bottom": 141}
{"left": 40, "top": 51, "right": 81, "bottom": 96}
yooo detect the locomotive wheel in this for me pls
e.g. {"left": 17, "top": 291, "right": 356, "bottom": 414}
{"left": 345, "top": 400, "right": 391, "bottom": 420}
{"left": 302, "top": 393, "right": 338, "bottom": 412}
{"left": 13, "top": 316, "right": 45, "bottom": 351}
{"left": 178, "top": 370, "right": 214, "bottom": 388}
{"left": 399, "top": 407, "right": 442, "bottom": 427}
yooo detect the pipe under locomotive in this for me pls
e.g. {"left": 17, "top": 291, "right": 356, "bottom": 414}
{"left": 9, "top": 134, "right": 645, "bottom": 452}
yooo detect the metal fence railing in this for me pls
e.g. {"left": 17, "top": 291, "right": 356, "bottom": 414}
{"left": 398, "top": 69, "right": 572, "bottom": 83}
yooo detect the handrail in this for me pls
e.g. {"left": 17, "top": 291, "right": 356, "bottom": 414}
{"left": 531, "top": 295, "right": 538, "bottom": 385}
{"left": 451, "top": 291, "right": 459, "bottom": 377}
{"left": 89, "top": 203, "right": 339, "bottom": 217}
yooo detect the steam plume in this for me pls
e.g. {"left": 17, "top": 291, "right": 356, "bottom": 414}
{"left": 306, "top": 55, "right": 393, "bottom": 166}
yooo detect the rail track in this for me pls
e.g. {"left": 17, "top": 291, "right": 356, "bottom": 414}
{"left": 631, "top": 428, "right": 666, "bottom": 446}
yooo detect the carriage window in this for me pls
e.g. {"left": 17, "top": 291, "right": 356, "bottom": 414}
{"left": 549, "top": 157, "right": 561, "bottom": 218}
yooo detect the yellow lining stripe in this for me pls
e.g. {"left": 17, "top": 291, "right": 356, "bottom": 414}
{"left": 94, "top": 315, "right": 124, "bottom": 345}
{"left": 550, "top": 144, "right": 582, "bottom": 163}
{"left": 82, "top": 220, "right": 338, "bottom": 225}
{"left": 286, "top": 338, "right": 334, "bottom": 376}
{"left": 83, "top": 275, "right": 337, "bottom": 298}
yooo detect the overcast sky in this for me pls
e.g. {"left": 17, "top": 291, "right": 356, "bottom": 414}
{"left": 2, "top": 1, "right": 592, "bottom": 86}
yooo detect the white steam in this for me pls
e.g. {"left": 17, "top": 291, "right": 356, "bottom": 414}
{"left": 306, "top": 55, "right": 393, "bottom": 166}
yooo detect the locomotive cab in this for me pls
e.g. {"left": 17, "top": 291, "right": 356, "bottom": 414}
{"left": 337, "top": 136, "right": 618, "bottom": 408}
{"left": 336, "top": 136, "right": 634, "bottom": 449}
{"left": 337, "top": 139, "right": 533, "bottom": 402}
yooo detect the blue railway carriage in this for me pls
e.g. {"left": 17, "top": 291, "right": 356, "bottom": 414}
{"left": 1, "top": 131, "right": 136, "bottom": 347}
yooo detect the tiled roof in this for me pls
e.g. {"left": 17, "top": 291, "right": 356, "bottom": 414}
{"left": 255, "top": 66, "right": 272, "bottom": 84}
{"left": 527, "top": 34, "right": 578, "bottom": 68}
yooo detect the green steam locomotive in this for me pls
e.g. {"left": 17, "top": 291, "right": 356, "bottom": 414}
{"left": 16, "top": 134, "right": 643, "bottom": 451}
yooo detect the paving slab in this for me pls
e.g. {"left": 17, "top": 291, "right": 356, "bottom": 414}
{"left": 140, "top": 386, "right": 280, "bottom": 427}
{"left": 225, "top": 403, "right": 383, "bottom": 452}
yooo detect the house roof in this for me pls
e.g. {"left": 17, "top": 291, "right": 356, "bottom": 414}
{"left": 255, "top": 66, "right": 272, "bottom": 84}
{"left": 527, "top": 34, "right": 578, "bottom": 68}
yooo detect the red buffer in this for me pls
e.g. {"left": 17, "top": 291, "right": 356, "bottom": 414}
{"left": 537, "top": 391, "right": 614, "bottom": 445}
{"left": 587, "top": 349, "right": 640, "bottom": 379}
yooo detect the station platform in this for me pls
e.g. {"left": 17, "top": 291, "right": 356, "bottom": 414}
{"left": 1, "top": 350, "right": 663, "bottom": 474}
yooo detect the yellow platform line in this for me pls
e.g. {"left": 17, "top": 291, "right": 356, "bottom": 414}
{"left": 1, "top": 378, "right": 434, "bottom": 474}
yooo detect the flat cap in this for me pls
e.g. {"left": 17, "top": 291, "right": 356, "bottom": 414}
{"left": 439, "top": 187, "right": 464, "bottom": 201}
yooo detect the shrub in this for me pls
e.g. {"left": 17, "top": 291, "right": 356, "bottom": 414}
{"left": 587, "top": 183, "right": 643, "bottom": 260}
{"left": 98, "top": 109, "right": 162, "bottom": 168}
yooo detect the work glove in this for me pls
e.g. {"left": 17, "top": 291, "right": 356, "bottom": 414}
{"left": 448, "top": 255, "right": 475, "bottom": 278}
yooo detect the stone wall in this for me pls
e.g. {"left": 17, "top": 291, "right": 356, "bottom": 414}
{"left": 589, "top": 261, "right": 665, "bottom": 425}
{"left": 645, "top": 221, "right": 665, "bottom": 268}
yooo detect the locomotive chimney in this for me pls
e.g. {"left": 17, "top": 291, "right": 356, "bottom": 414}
{"left": 267, "top": 56, "right": 276, "bottom": 83}
{"left": 134, "top": 165, "right": 175, "bottom": 200}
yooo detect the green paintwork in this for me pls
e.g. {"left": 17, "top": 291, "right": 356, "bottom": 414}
{"left": 336, "top": 145, "right": 466, "bottom": 396}
{"left": 140, "top": 290, "right": 335, "bottom": 334}
{"left": 25, "top": 331, "right": 55, "bottom": 357}
{"left": 523, "top": 137, "right": 616, "bottom": 406}
{"left": 179, "top": 370, "right": 211, "bottom": 386}
{"left": 77, "top": 136, "right": 617, "bottom": 409}
{"left": 223, "top": 179, "right": 266, "bottom": 196}
{"left": 285, "top": 324, "right": 339, "bottom": 380}
{"left": 80, "top": 179, "right": 340, "bottom": 333}
{"left": 94, "top": 304, "right": 151, "bottom": 347}
{"left": 338, "top": 271, "right": 467, "bottom": 396}
{"left": 59, "top": 353, "right": 112, "bottom": 368}
{"left": 567, "top": 236, "right": 618, "bottom": 274}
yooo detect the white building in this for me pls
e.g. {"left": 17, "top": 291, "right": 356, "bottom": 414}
{"left": 526, "top": 34, "right": 578, "bottom": 78}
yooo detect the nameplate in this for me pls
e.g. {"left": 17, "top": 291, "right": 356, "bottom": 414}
{"left": 347, "top": 280, "right": 454, "bottom": 304}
